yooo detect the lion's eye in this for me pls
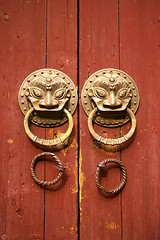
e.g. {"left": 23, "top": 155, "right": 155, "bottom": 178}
{"left": 54, "top": 88, "right": 66, "bottom": 99}
{"left": 117, "top": 88, "right": 129, "bottom": 99}
{"left": 31, "top": 88, "right": 43, "bottom": 98}
{"left": 94, "top": 88, "right": 107, "bottom": 98}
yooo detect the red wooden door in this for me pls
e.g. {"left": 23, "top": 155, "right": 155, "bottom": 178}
{"left": 0, "top": 1, "right": 160, "bottom": 240}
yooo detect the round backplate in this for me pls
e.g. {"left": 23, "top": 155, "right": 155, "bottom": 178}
{"left": 18, "top": 69, "right": 78, "bottom": 127}
{"left": 81, "top": 68, "right": 140, "bottom": 127}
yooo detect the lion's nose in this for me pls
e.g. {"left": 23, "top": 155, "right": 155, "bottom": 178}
{"left": 39, "top": 91, "right": 59, "bottom": 109}
{"left": 103, "top": 92, "right": 122, "bottom": 109}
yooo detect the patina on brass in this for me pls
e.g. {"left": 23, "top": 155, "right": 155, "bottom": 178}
{"left": 18, "top": 69, "right": 77, "bottom": 148}
{"left": 81, "top": 68, "right": 139, "bottom": 128}
{"left": 24, "top": 107, "right": 73, "bottom": 148}
{"left": 31, "top": 152, "right": 65, "bottom": 187}
{"left": 18, "top": 68, "right": 77, "bottom": 127}
{"left": 81, "top": 68, "right": 139, "bottom": 146}
{"left": 88, "top": 107, "right": 136, "bottom": 145}
{"left": 95, "top": 159, "right": 127, "bottom": 195}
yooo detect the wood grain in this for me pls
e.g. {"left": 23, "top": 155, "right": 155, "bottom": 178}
{"left": 45, "top": 0, "right": 78, "bottom": 239}
{"left": 119, "top": 0, "right": 160, "bottom": 239}
{"left": 79, "top": 0, "right": 122, "bottom": 239}
{"left": 0, "top": 0, "right": 46, "bottom": 239}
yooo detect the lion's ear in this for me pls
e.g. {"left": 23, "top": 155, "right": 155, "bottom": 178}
{"left": 88, "top": 87, "right": 94, "bottom": 97}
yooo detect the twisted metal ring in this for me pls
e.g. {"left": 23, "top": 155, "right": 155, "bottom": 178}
{"left": 31, "top": 152, "right": 65, "bottom": 187}
{"left": 24, "top": 107, "right": 73, "bottom": 148}
{"left": 88, "top": 107, "right": 136, "bottom": 146}
{"left": 95, "top": 159, "right": 127, "bottom": 195}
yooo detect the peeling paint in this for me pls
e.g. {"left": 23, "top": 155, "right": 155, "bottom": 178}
{"left": 79, "top": 149, "right": 85, "bottom": 203}
{"left": 7, "top": 139, "right": 13, "bottom": 144}
{"left": 72, "top": 159, "right": 78, "bottom": 193}
{"left": 106, "top": 221, "right": 120, "bottom": 230}
{"left": 61, "top": 136, "right": 76, "bottom": 156}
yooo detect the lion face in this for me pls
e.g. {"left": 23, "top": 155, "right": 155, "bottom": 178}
{"left": 25, "top": 76, "right": 70, "bottom": 111}
{"left": 88, "top": 77, "right": 132, "bottom": 112}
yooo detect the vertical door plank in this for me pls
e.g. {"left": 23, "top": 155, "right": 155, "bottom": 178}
{"left": 0, "top": 1, "right": 46, "bottom": 239}
{"left": 45, "top": 0, "right": 78, "bottom": 239}
{"left": 120, "top": 0, "right": 160, "bottom": 239}
{"left": 79, "top": 0, "right": 122, "bottom": 239}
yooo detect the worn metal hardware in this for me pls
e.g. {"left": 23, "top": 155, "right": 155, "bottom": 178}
{"left": 88, "top": 107, "right": 136, "bottom": 146}
{"left": 81, "top": 68, "right": 139, "bottom": 128}
{"left": 95, "top": 159, "right": 127, "bottom": 195}
{"left": 31, "top": 152, "right": 65, "bottom": 187}
{"left": 18, "top": 69, "right": 77, "bottom": 148}
{"left": 18, "top": 68, "right": 78, "bottom": 127}
{"left": 24, "top": 107, "right": 73, "bottom": 148}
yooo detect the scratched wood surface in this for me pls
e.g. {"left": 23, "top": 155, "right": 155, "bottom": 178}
{"left": 119, "top": 0, "right": 160, "bottom": 239}
{"left": 79, "top": 0, "right": 122, "bottom": 239}
{"left": 0, "top": 0, "right": 46, "bottom": 239}
{"left": 45, "top": 0, "right": 78, "bottom": 239}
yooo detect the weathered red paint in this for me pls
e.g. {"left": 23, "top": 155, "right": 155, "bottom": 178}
{"left": 0, "top": 0, "right": 160, "bottom": 240}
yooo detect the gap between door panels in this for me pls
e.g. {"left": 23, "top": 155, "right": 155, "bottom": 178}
{"left": 43, "top": 0, "right": 123, "bottom": 239}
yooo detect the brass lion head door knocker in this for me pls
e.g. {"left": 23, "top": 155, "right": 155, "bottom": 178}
{"left": 18, "top": 69, "right": 78, "bottom": 149}
{"left": 81, "top": 68, "right": 140, "bottom": 196}
{"left": 81, "top": 68, "right": 139, "bottom": 147}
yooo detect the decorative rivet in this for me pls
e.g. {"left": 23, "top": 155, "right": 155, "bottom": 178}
{"left": 34, "top": 75, "right": 36, "bottom": 77}
{"left": 118, "top": 72, "right": 120, "bottom": 75}
{"left": 87, "top": 108, "right": 90, "bottom": 111}
{"left": 124, "top": 76, "right": 127, "bottom": 79}
{"left": 85, "top": 87, "right": 88, "bottom": 90}
{"left": 129, "top": 80, "right": 132, "bottom": 84}
{"left": 134, "top": 101, "right": 137, "bottom": 105}
{"left": 69, "top": 109, "right": 71, "bottom": 112}
{"left": 97, "top": 118, "right": 100, "bottom": 122}
{"left": 21, "top": 94, "right": 24, "bottom": 97}
{"left": 48, "top": 71, "right": 52, "bottom": 74}
{"left": 71, "top": 87, "right": 74, "bottom": 90}
{"left": 72, "top": 94, "right": 75, "bottom": 98}
{"left": 56, "top": 72, "right": 59, "bottom": 75}
{"left": 21, "top": 101, "right": 24, "bottom": 104}
{"left": 101, "top": 120, "right": 104, "bottom": 124}
{"left": 89, "top": 79, "right": 92, "bottom": 82}
{"left": 63, "top": 76, "right": 65, "bottom": 79}
{"left": 132, "top": 87, "right": 135, "bottom": 90}
{"left": 84, "top": 95, "right": 87, "bottom": 98}
{"left": 134, "top": 94, "right": 137, "bottom": 97}
{"left": 131, "top": 109, "right": 134, "bottom": 112}
{"left": 24, "top": 108, "right": 27, "bottom": 111}
{"left": 103, "top": 72, "right": 105, "bottom": 74}
{"left": 84, "top": 101, "right": 87, "bottom": 105}
{"left": 41, "top": 72, "right": 44, "bottom": 74}
{"left": 96, "top": 75, "right": 98, "bottom": 77}
{"left": 23, "top": 87, "right": 26, "bottom": 90}
{"left": 27, "top": 79, "right": 30, "bottom": 82}
{"left": 67, "top": 81, "right": 70, "bottom": 84}
{"left": 72, "top": 102, "right": 74, "bottom": 105}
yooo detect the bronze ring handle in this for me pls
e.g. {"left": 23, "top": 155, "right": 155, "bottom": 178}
{"left": 24, "top": 107, "right": 73, "bottom": 147}
{"left": 95, "top": 159, "right": 127, "bottom": 195}
{"left": 31, "top": 152, "right": 65, "bottom": 186}
{"left": 88, "top": 107, "right": 136, "bottom": 146}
